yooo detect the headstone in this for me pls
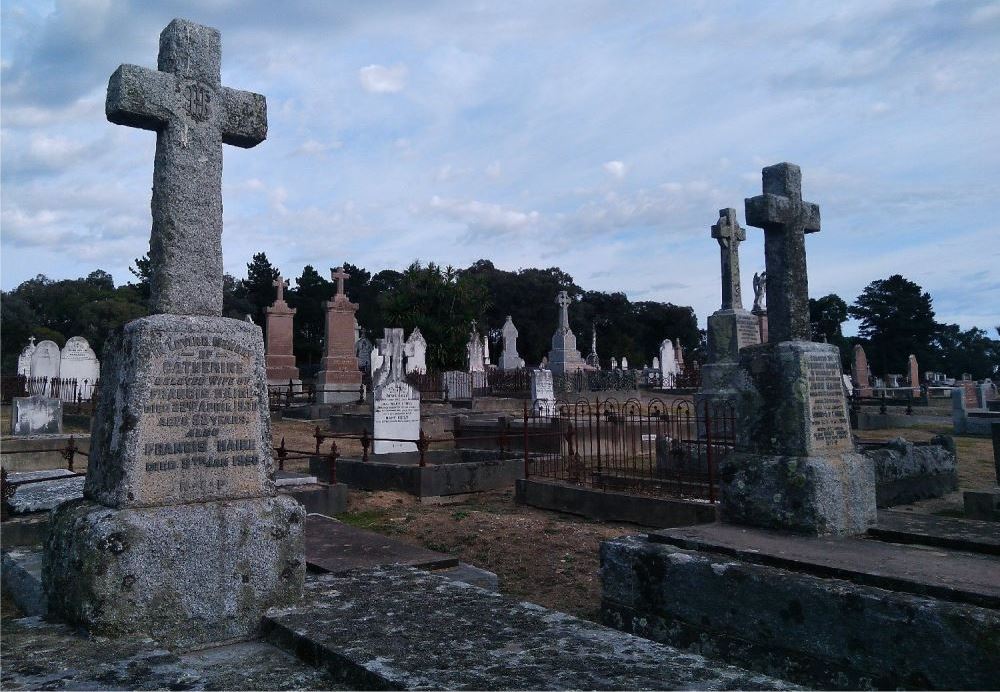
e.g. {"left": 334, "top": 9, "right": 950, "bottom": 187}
{"left": 404, "top": 328, "right": 427, "bottom": 375}
{"left": 372, "top": 329, "right": 404, "bottom": 389}
{"left": 908, "top": 354, "right": 920, "bottom": 397}
{"left": 482, "top": 334, "right": 491, "bottom": 367}
{"left": 842, "top": 373, "right": 854, "bottom": 397}
{"left": 499, "top": 316, "right": 522, "bottom": 371}
{"left": 372, "top": 328, "right": 420, "bottom": 454}
{"left": 10, "top": 395, "right": 63, "bottom": 435}
{"left": 265, "top": 274, "right": 300, "bottom": 389}
{"left": 30, "top": 340, "right": 61, "bottom": 395}
{"left": 57, "top": 336, "right": 101, "bottom": 401}
{"left": 43, "top": 19, "right": 303, "bottom": 650}
{"left": 585, "top": 324, "right": 600, "bottom": 369}
{"left": 546, "top": 291, "right": 589, "bottom": 374}
{"left": 610, "top": 357, "right": 619, "bottom": 370}
{"left": 659, "top": 339, "right": 678, "bottom": 386}
{"left": 355, "top": 336, "right": 374, "bottom": 372}
{"left": 530, "top": 369, "right": 555, "bottom": 415}
{"left": 369, "top": 342, "right": 384, "bottom": 379}
{"left": 466, "top": 323, "right": 485, "bottom": 373}
{"left": 315, "top": 267, "right": 363, "bottom": 403}
{"left": 852, "top": 345, "right": 873, "bottom": 397}
{"left": 17, "top": 337, "right": 36, "bottom": 377}
{"left": 653, "top": 356, "right": 660, "bottom": 370}
{"left": 621, "top": 356, "right": 629, "bottom": 370}
{"left": 696, "top": 209, "right": 760, "bottom": 414}
{"left": 674, "top": 339, "right": 685, "bottom": 368}
{"left": 725, "top": 162, "right": 875, "bottom": 536}
{"left": 888, "top": 374, "right": 902, "bottom": 388}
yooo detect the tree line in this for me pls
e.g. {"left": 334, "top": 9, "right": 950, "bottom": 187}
{"left": 2, "top": 258, "right": 997, "bottom": 381}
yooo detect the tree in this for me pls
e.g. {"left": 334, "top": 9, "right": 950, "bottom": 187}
{"left": 809, "top": 294, "right": 850, "bottom": 369}
{"left": 287, "top": 265, "right": 333, "bottom": 368}
{"left": 933, "top": 324, "right": 1000, "bottom": 379}
{"left": 849, "top": 275, "right": 937, "bottom": 376}
{"left": 232, "top": 252, "right": 279, "bottom": 326}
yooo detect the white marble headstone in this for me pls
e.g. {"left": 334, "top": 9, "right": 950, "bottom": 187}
{"left": 30, "top": 340, "right": 61, "bottom": 395}
{"left": 373, "top": 380, "right": 420, "bottom": 454}
{"left": 404, "top": 328, "right": 427, "bottom": 375}
{"left": 659, "top": 339, "right": 678, "bottom": 381}
{"left": 17, "top": 337, "right": 36, "bottom": 377}
{"left": 59, "top": 336, "right": 101, "bottom": 401}
{"left": 530, "top": 368, "right": 555, "bottom": 415}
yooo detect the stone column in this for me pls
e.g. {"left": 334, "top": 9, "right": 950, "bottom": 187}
{"left": 315, "top": 267, "right": 363, "bottom": 403}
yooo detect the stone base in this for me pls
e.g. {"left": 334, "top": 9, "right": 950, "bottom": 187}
{"left": 10, "top": 396, "right": 62, "bottom": 435}
{"left": 862, "top": 436, "right": 957, "bottom": 507}
{"left": 43, "top": 495, "right": 305, "bottom": 650}
{"left": 706, "top": 308, "right": 759, "bottom": 362}
{"left": 600, "top": 525, "right": 1000, "bottom": 690}
{"left": 316, "top": 387, "right": 361, "bottom": 404}
{"left": 267, "top": 377, "right": 302, "bottom": 393}
{"left": 720, "top": 452, "right": 876, "bottom": 535}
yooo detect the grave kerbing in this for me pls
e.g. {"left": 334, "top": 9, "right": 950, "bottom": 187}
{"left": 725, "top": 163, "right": 875, "bottom": 535}
{"left": 42, "top": 19, "right": 304, "bottom": 649}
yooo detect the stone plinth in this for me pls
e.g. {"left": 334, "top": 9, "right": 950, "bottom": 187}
{"left": 547, "top": 329, "right": 588, "bottom": 375}
{"left": 707, "top": 309, "right": 760, "bottom": 363}
{"left": 724, "top": 341, "right": 876, "bottom": 535}
{"left": 265, "top": 290, "right": 299, "bottom": 387}
{"left": 316, "top": 293, "right": 361, "bottom": 404}
{"left": 44, "top": 495, "right": 304, "bottom": 649}
{"left": 10, "top": 396, "right": 62, "bottom": 436}
{"left": 84, "top": 315, "right": 274, "bottom": 508}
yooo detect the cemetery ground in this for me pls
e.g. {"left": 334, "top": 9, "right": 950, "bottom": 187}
{"left": 268, "top": 415, "right": 998, "bottom": 621}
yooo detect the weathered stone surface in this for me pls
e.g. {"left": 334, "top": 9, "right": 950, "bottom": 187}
{"left": 711, "top": 207, "right": 747, "bottom": 310}
{"left": 106, "top": 18, "right": 266, "bottom": 316}
{"left": 530, "top": 368, "right": 555, "bottom": 413}
{"left": 315, "top": 267, "right": 362, "bottom": 403}
{"left": 403, "top": 327, "right": 427, "bottom": 374}
{"left": 1, "top": 615, "right": 341, "bottom": 690}
{"left": 499, "top": 315, "right": 521, "bottom": 370}
{"left": 264, "top": 566, "right": 794, "bottom": 690}
{"left": 16, "top": 336, "right": 36, "bottom": 377}
{"left": 863, "top": 435, "right": 958, "bottom": 507}
{"left": 707, "top": 309, "right": 760, "bottom": 363}
{"left": 600, "top": 533, "right": 1000, "bottom": 690}
{"left": 7, "top": 474, "right": 84, "bottom": 514}
{"left": 964, "top": 487, "right": 1000, "bottom": 522}
{"left": 265, "top": 274, "right": 300, "bottom": 385}
{"left": 84, "top": 314, "right": 274, "bottom": 509}
{"left": 10, "top": 396, "right": 62, "bottom": 436}
{"left": 466, "top": 323, "right": 485, "bottom": 372}
{"left": 43, "top": 495, "right": 304, "bottom": 649}
{"left": 547, "top": 291, "right": 589, "bottom": 374}
{"left": 58, "top": 336, "right": 100, "bottom": 400}
{"left": 872, "top": 510, "right": 1000, "bottom": 554}
{"left": 28, "top": 340, "right": 60, "bottom": 391}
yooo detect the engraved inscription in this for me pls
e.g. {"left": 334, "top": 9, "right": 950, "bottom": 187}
{"left": 185, "top": 83, "right": 211, "bottom": 121}
{"left": 806, "top": 351, "right": 851, "bottom": 451}
{"left": 138, "top": 335, "right": 263, "bottom": 502}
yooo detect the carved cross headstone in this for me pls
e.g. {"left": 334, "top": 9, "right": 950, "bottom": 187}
{"left": 331, "top": 266, "right": 350, "bottom": 297}
{"left": 711, "top": 208, "right": 746, "bottom": 310}
{"left": 272, "top": 275, "right": 289, "bottom": 304}
{"left": 106, "top": 18, "right": 267, "bottom": 316}
{"left": 744, "top": 163, "right": 820, "bottom": 342}
{"left": 556, "top": 291, "right": 571, "bottom": 330}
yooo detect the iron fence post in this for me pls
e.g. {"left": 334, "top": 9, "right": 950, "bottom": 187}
{"left": 418, "top": 430, "right": 428, "bottom": 467}
{"left": 704, "top": 402, "right": 715, "bottom": 503}
{"left": 361, "top": 429, "right": 370, "bottom": 462}
{"left": 64, "top": 436, "right": 77, "bottom": 473}
{"left": 522, "top": 400, "right": 530, "bottom": 479}
{"left": 327, "top": 440, "right": 338, "bottom": 484}
{"left": 277, "top": 437, "right": 287, "bottom": 471}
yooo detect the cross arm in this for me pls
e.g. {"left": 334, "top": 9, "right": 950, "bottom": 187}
{"left": 802, "top": 202, "right": 821, "bottom": 233}
{"left": 744, "top": 193, "right": 790, "bottom": 228}
{"left": 106, "top": 64, "right": 175, "bottom": 131}
{"left": 221, "top": 87, "right": 267, "bottom": 148}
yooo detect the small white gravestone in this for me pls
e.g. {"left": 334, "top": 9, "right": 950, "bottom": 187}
{"left": 659, "top": 338, "right": 678, "bottom": 386}
{"left": 355, "top": 336, "right": 374, "bottom": 372}
{"left": 59, "top": 336, "right": 101, "bottom": 401}
{"left": 30, "top": 340, "right": 62, "bottom": 395}
{"left": 482, "top": 333, "right": 491, "bottom": 367}
{"left": 17, "top": 337, "right": 37, "bottom": 377}
{"left": 404, "top": 327, "right": 427, "bottom": 375}
{"left": 372, "top": 328, "right": 420, "bottom": 454}
{"left": 610, "top": 357, "right": 618, "bottom": 370}
{"left": 370, "top": 342, "right": 386, "bottom": 383}
{"left": 499, "top": 316, "right": 521, "bottom": 371}
{"left": 621, "top": 356, "right": 629, "bottom": 370}
{"left": 653, "top": 356, "right": 660, "bottom": 370}
{"left": 530, "top": 368, "right": 556, "bottom": 415}
{"left": 11, "top": 395, "right": 63, "bottom": 435}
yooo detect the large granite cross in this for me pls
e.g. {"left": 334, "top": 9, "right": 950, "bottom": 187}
{"left": 107, "top": 18, "right": 267, "bottom": 316}
{"left": 711, "top": 208, "right": 746, "bottom": 310}
{"left": 744, "top": 163, "right": 820, "bottom": 342}
{"left": 556, "top": 291, "right": 571, "bottom": 330}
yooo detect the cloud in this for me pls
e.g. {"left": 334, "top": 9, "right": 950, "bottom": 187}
{"left": 428, "top": 195, "right": 541, "bottom": 239}
{"left": 358, "top": 64, "right": 407, "bottom": 93}
{"left": 291, "top": 139, "right": 342, "bottom": 157}
{"left": 603, "top": 160, "right": 627, "bottom": 179}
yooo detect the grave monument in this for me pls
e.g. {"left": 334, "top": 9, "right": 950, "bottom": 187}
{"left": 546, "top": 291, "right": 588, "bottom": 375}
{"left": 695, "top": 208, "right": 760, "bottom": 414}
{"left": 585, "top": 325, "right": 600, "bottom": 369}
{"left": 908, "top": 354, "right": 920, "bottom": 397}
{"left": 315, "top": 266, "right": 363, "bottom": 403}
{"left": 404, "top": 327, "right": 427, "bottom": 375}
{"left": 31, "top": 340, "right": 61, "bottom": 395}
{"left": 42, "top": 19, "right": 304, "bottom": 649}
{"left": 499, "top": 316, "right": 521, "bottom": 371}
{"left": 851, "top": 344, "right": 873, "bottom": 397}
{"left": 372, "top": 328, "right": 420, "bottom": 454}
{"left": 264, "top": 273, "right": 300, "bottom": 389}
{"left": 466, "top": 323, "right": 485, "bottom": 373}
{"left": 752, "top": 270, "right": 768, "bottom": 342}
{"left": 17, "top": 336, "right": 36, "bottom": 377}
{"left": 530, "top": 368, "right": 555, "bottom": 415}
{"left": 725, "top": 163, "right": 875, "bottom": 535}
{"left": 659, "top": 338, "right": 677, "bottom": 386}
{"left": 58, "top": 336, "right": 101, "bottom": 401}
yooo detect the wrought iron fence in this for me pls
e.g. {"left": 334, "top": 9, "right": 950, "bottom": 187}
{"left": 486, "top": 368, "right": 531, "bottom": 397}
{"left": 552, "top": 369, "right": 638, "bottom": 394}
{"left": 1, "top": 376, "right": 100, "bottom": 412}
{"left": 523, "top": 397, "right": 734, "bottom": 502}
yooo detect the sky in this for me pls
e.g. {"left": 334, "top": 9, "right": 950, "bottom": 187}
{"left": 2, "top": 0, "right": 999, "bottom": 335}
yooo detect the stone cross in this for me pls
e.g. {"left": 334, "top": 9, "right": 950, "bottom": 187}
{"left": 273, "top": 275, "right": 288, "bottom": 303}
{"left": 106, "top": 18, "right": 267, "bottom": 316}
{"left": 711, "top": 208, "right": 746, "bottom": 310}
{"left": 331, "top": 266, "right": 350, "bottom": 296}
{"left": 744, "top": 163, "right": 820, "bottom": 342}
{"left": 556, "top": 291, "right": 571, "bottom": 330}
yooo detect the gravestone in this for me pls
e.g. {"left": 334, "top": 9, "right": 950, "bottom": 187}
{"left": 546, "top": 291, "right": 589, "bottom": 374}
{"left": 404, "top": 328, "right": 427, "bottom": 375}
{"left": 30, "top": 340, "right": 61, "bottom": 395}
{"left": 851, "top": 344, "right": 873, "bottom": 397}
{"left": 725, "top": 162, "right": 875, "bottom": 535}
{"left": 908, "top": 354, "right": 920, "bottom": 397}
{"left": 265, "top": 274, "right": 300, "bottom": 389}
{"left": 315, "top": 267, "right": 362, "bottom": 403}
{"left": 696, "top": 209, "right": 760, "bottom": 415}
{"left": 674, "top": 339, "right": 685, "bottom": 369}
{"left": 466, "top": 323, "right": 485, "bottom": 373}
{"left": 621, "top": 357, "right": 629, "bottom": 370}
{"left": 530, "top": 368, "right": 555, "bottom": 415}
{"left": 10, "top": 396, "right": 63, "bottom": 435}
{"left": 370, "top": 341, "right": 385, "bottom": 383}
{"left": 499, "top": 316, "right": 521, "bottom": 371}
{"left": 355, "top": 336, "right": 374, "bottom": 372}
{"left": 585, "top": 324, "right": 600, "bottom": 369}
{"left": 43, "top": 19, "right": 303, "bottom": 649}
{"left": 58, "top": 337, "right": 101, "bottom": 401}
{"left": 652, "top": 356, "right": 660, "bottom": 370}
{"left": 17, "top": 337, "right": 36, "bottom": 377}
{"left": 610, "top": 357, "right": 618, "bottom": 370}
{"left": 659, "top": 339, "right": 677, "bottom": 386}
{"left": 482, "top": 334, "right": 491, "bottom": 367}
{"left": 373, "top": 328, "right": 420, "bottom": 454}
